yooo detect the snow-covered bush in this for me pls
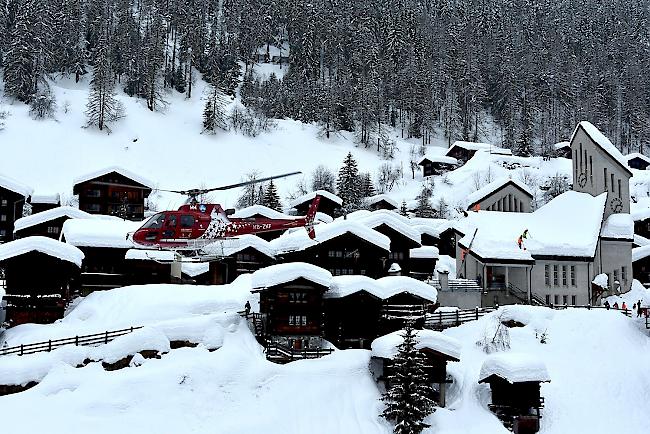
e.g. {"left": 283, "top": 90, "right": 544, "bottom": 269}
{"left": 229, "top": 104, "right": 276, "bottom": 137}
{"left": 476, "top": 313, "right": 511, "bottom": 354}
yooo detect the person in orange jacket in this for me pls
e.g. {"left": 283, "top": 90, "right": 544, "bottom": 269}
{"left": 622, "top": 301, "right": 628, "bottom": 311}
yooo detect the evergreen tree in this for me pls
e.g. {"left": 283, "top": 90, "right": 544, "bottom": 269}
{"left": 263, "top": 180, "right": 282, "bottom": 211}
{"left": 359, "top": 172, "right": 375, "bottom": 199}
{"left": 399, "top": 200, "right": 409, "bottom": 217}
{"left": 381, "top": 323, "right": 436, "bottom": 434}
{"left": 414, "top": 186, "right": 435, "bottom": 218}
{"left": 202, "top": 83, "right": 228, "bottom": 133}
{"left": 236, "top": 171, "right": 264, "bottom": 208}
{"left": 3, "top": 0, "right": 39, "bottom": 101}
{"left": 336, "top": 152, "right": 362, "bottom": 212}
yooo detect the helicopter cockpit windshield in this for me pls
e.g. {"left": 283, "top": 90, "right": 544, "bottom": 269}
{"left": 142, "top": 213, "right": 165, "bottom": 229}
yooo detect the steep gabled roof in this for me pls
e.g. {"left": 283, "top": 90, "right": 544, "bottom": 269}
{"left": 14, "top": 206, "right": 95, "bottom": 233}
{"left": 355, "top": 210, "right": 421, "bottom": 245}
{"left": 479, "top": 352, "right": 550, "bottom": 383}
{"left": 466, "top": 177, "right": 533, "bottom": 209}
{"left": 625, "top": 152, "right": 650, "bottom": 165}
{"left": 0, "top": 174, "right": 33, "bottom": 198}
{"left": 251, "top": 262, "right": 332, "bottom": 289}
{"left": 417, "top": 154, "right": 458, "bottom": 166}
{"left": 571, "top": 122, "right": 632, "bottom": 176}
{"left": 366, "top": 194, "right": 399, "bottom": 209}
{"left": 73, "top": 166, "right": 155, "bottom": 190}
{"left": 0, "top": 236, "right": 84, "bottom": 267}
{"left": 289, "top": 190, "right": 342, "bottom": 208}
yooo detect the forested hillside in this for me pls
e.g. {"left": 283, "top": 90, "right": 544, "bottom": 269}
{"left": 1, "top": 0, "right": 649, "bottom": 154}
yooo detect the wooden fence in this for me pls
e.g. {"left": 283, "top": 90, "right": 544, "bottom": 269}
{"left": 0, "top": 326, "right": 143, "bottom": 357}
{"left": 265, "top": 341, "right": 334, "bottom": 363}
{"left": 424, "top": 307, "right": 496, "bottom": 330}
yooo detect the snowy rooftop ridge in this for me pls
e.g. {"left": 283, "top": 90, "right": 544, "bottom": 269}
{"left": 625, "top": 153, "right": 650, "bottom": 165}
{"left": 410, "top": 246, "right": 440, "bottom": 259}
{"left": 202, "top": 234, "right": 275, "bottom": 259}
{"left": 447, "top": 141, "right": 493, "bottom": 152}
{"left": 632, "top": 245, "right": 650, "bottom": 262}
{"left": 289, "top": 190, "right": 342, "bottom": 208}
{"left": 365, "top": 194, "right": 399, "bottom": 209}
{"left": 371, "top": 329, "right": 461, "bottom": 361}
{"left": 572, "top": 122, "right": 631, "bottom": 175}
{"left": 29, "top": 193, "right": 61, "bottom": 204}
{"left": 479, "top": 352, "right": 550, "bottom": 383}
{"left": 61, "top": 218, "right": 143, "bottom": 249}
{"left": 355, "top": 210, "right": 421, "bottom": 244}
{"left": 270, "top": 220, "right": 391, "bottom": 253}
{"left": 73, "top": 166, "right": 155, "bottom": 189}
{"left": 0, "top": 236, "right": 84, "bottom": 267}
{"left": 0, "top": 173, "right": 33, "bottom": 198}
{"left": 418, "top": 154, "right": 459, "bottom": 165}
{"left": 14, "top": 206, "right": 95, "bottom": 232}
{"left": 554, "top": 141, "right": 570, "bottom": 150}
{"left": 375, "top": 276, "right": 437, "bottom": 302}
{"left": 466, "top": 176, "right": 533, "bottom": 208}
{"left": 231, "top": 204, "right": 295, "bottom": 220}
{"left": 251, "top": 262, "right": 332, "bottom": 289}
{"left": 600, "top": 214, "right": 634, "bottom": 240}
{"left": 325, "top": 275, "right": 437, "bottom": 302}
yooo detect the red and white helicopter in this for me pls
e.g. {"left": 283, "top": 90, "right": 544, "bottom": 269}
{"left": 131, "top": 172, "right": 321, "bottom": 250}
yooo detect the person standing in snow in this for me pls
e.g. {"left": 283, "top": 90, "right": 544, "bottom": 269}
{"left": 613, "top": 301, "right": 619, "bottom": 309}
{"left": 638, "top": 300, "right": 643, "bottom": 318}
{"left": 604, "top": 300, "right": 610, "bottom": 310}
{"left": 244, "top": 300, "right": 251, "bottom": 316}
{"left": 622, "top": 301, "right": 628, "bottom": 311}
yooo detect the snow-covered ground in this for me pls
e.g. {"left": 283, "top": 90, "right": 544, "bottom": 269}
{"left": 1, "top": 279, "right": 650, "bottom": 433}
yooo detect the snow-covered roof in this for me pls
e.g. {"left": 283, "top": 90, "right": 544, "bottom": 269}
{"left": 251, "top": 262, "right": 332, "bottom": 289}
{"left": 125, "top": 249, "right": 178, "bottom": 262}
{"left": 289, "top": 190, "right": 342, "bottom": 208}
{"left": 387, "top": 263, "right": 402, "bottom": 272}
{"left": 625, "top": 153, "right": 650, "bottom": 165}
{"left": 270, "top": 220, "right": 391, "bottom": 253}
{"left": 457, "top": 191, "right": 607, "bottom": 260}
{"left": 375, "top": 276, "right": 437, "bottom": 302}
{"left": 601, "top": 214, "right": 634, "bottom": 240}
{"left": 554, "top": 141, "right": 571, "bottom": 150}
{"left": 418, "top": 154, "right": 458, "bottom": 165}
{"left": 0, "top": 236, "right": 84, "bottom": 267}
{"left": 466, "top": 177, "right": 533, "bottom": 208}
{"left": 14, "top": 206, "right": 95, "bottom": 233}
{"left": 73, "top": 166, "right": 155, "bottom": 189}
{"left": 202, "top": 234, "right": 275, "bottom": 259}
{"left": 325, "top": 275, "right": 383, "bottom": 299}
{"left": 413, "top": 220, "right": 454, "bottom": 239}
{"left": 593, "top": 273, "right": 608, "bottom": 288}
{"left": 181, "top": 261, "right": 210, "bottom": 277}
{"left": 479, "top": 353, "right": 550, "bottom": 383}
{"left": 366, "top": 194, "right": 399, "bottom": 209}
{"left": 61, "top": 218, "right": 142, "bottom": 248}
{"left": 355, "top": 210, "right": 421, "bottom": 244}
{"left": 29, "top": 193, "right": 60, "bottom": 204}
{"left": 410, "top": 246, "right": 440, "bottom": 259}
{"left": 572, "top": 122, "right": 632, "bottom": 175}
{"left": 0, "top": 174, "right": 33, "bottom": 197}
{"left": 446, "top": 141, "right": 512, "bottom": 157}
{"left": 632, "top": 245, "right": 650, "bottom": 262}
{"left": 634, "top": 233, "right": 650, "bottom": 247}
{"left": 371, "top": 329, "right": 461, "bottom": 361}
{"left": 231, "top": 204, "right": 294, "bottom": 220}
{"left": 315, "top": 212, "right": 333, "bottom": 223}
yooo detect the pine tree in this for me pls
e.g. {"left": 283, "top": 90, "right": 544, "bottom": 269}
{"left": 202, "top": 83, "right": 228, "bottom": 133}
{"left": 415, "top": 185, "right": 435, "bottom": 218}
{"left": 336, "top": 152, "right": 362, "bottom": 212}
{"left": 399, "top": 200, "right": 409, "bottom": 217}
{"left": 381, "top": 323, "right": 436, "bottom": 434}
{"left": 359, "top": 172, "right": 375, "bottom": 199}
{"left": 263, "top": 180, "right": 282, "bottom": 211}
{"left": 3, "top": 0, "right": 39, "bottom": 102}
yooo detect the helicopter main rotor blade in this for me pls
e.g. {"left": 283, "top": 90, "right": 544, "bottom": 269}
{"left": 201, "top": 171, "right": 302, "bottom": 193}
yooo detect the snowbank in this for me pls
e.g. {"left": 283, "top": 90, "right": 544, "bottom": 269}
{"left": 0, "top": 236, "right": 84, "bottom": 267}
{"left": 61, "top": 218, "right": 142, "bottom": 248}
{"left": 601, "top": 214, "right": 634, "bottom": 240}
{"left": 479, "top": 352, "right": 550, "bottom": 383}
{"left": 375, "top": 276, "right": 438, "bottom": 302}
{"left": 14, "top": 206, "right": 94, "bottom": 232}
{"left": 371, "top": 329, "right": 461, "bottom": 361}
{"left": 251, "top": 262, "right": 332, "bottom": 289}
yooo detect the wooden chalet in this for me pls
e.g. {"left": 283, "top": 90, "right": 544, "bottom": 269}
{"left": 251, "top": 263, "right": 332, "bottom": 350}
{"left": 625, "top": 153, "right": 650, "bottom": 170}
{"left": 445, "top": 141, "right": 512, "bottom": 165}
{"left": 202, "top": 235, "right": 276, "bottom": 284}
{"left": 371, "top": 329, "right": 461, "bottom": 407}
{"left": 0, "top": 237, "right": 83, "bottom": 326}
{"left": 479, "top": 354, "right": 550, "bottom": 434}
{"left": 380, "top": 280, "right": 439, "bottom": 332}
{"left": 366, "top": 194, "right": 398, "bottom": 211}
{"left": 290, "top": 190, "right": 342, "bottom": 217}
{"left": 418, "top": 155, "right": 458, "bottom": 177}
{"left": 0, "top": 175, "right": 33, "bottom": 243}
{"left": 553, "top": 142, "right": 572, "bottom": 159}
{"left": 13, "top": 206, "right": 93, "bottom": 240}
{"left": 409, "top": 246, "right": 439, "bottom": 280}
{"left": 124, "top": 249, "right": 181, "bottom": 285}
{"left": 28, "top": 193, "right": 61, "bottom": 214}
{"left": 632, "top": 245, "right": 650, "bottom": 287}
{"left": 271, "top": 220, "right": 391, "bottom": 278}
{"left": 73, "top": 167, "right": 154, "bottom": 220}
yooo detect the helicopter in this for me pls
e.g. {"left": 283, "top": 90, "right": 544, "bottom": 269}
{"left": 131, "top": 171, "right": 321, "bottom": 250}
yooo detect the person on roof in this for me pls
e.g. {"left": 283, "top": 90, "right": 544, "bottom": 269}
{"left": 517, "top": 229, "right": 530, "bottom": 250}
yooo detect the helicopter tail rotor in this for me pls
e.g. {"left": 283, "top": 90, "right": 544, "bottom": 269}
{"left": 304, "top": 195, "right": 321, "bottom": 239}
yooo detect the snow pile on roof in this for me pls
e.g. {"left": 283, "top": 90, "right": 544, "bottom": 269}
{"left": 125, "top": 249, "right": 178, "bottom": 261}
{"left": 447, "top": 141, "right": 493, "bottom": 152}
{"left": 436, "top": 263, "right": 450, "bottom": 273}
{"left": 355, "top": 210, "right": 421, "bottom": 244}
{"left": 315, "top": 212, "right": 333, "bottom": 223}
{"left": 376, "top": 276, "right": 437, "bottom": 302}
{"left": 270, "top": 220, "right": 391, "bottom": 253}
{"left": 61, "top": 218, "right": 142, "bottom": 248}
{"left": 593, "top": 273, "right": 608, "bottom": 288}
{"left": 410, "top": 246, "right": 440, "bottom": 259}
{"left": 0, "top": 236, "right": 84, "bottom": 267}
{"left": 479, "top": 352, "right": 550, "bottom": 383}
{"left": 418, "top": 154, "right": 458, "bottom": 165}
{"left": 325, "top": 275, "right": 383, "bottom": 299}
{"left": 625, "top": 153, "right": 650, "bottom": 165}
{"left": 92, "top": 327, "right": 171, "bottom": 364}
{"left": 73, "top": 166, "right": 155, "bottom": 189}
{"left": 251, "top": 262, "right": 332, "bottom": 289}
{"left": 458, "top": 191, "right": 607, "bottom": 260}
{"left": 14, "top": 206, "right": 95, "bottom": 232}
{"left": 231, "top": 204, "right": 294, "bottom": 220}
{"left": 366, "top": 194, "right": 399, "bottom": 209}
{"left": 572, "top": 122, "right": 630, "bottom": 173}
{"left": 554, "top": 141, "right": 570, "bottom": 150}
{"left": 0, "top": 173, "right": 33, "bottom": 197}
{"left": 29, "top": 193, "right": 60, "bottom": 204}
{"left": 181, "top": 261, "right": 210, "bottom": 277}
{"left": 203, "top": 234, "right": 275, "bottom": 259}
{"left": 631, "top": 203, "right": 650, "bottom": 222}
{"left": 371, "top": 329, "right": 461, "bottom": 361}
{"left": 466, "top": 176, "right": 533, "bottom": 207}
{"left": 601, "top": 214, "right": 634, "bottom": 240}
{"left": 387, "top": 263, "right": 401, "bottom": 273}
{"left": 413, "top": 219, "right": 454, "bottom": 239}
{"left": 289, "top": 189, "right": 342, "bottom": 208}
{"left": 634, "top": 234, "right": 650, "bottom": 247}
{"left": 632, "top": 246, "right": 650, "bottom": 262}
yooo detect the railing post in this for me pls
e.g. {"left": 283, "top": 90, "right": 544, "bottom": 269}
{"left": 475, "top": 307, "right": 479, "bottom": 320}
{"left": 75, "top": 336, "right": 79, "bottom": 346}
{"left": 105, "top": 331, "right": 108, "bottom": 344}
{"left": 20, "top": 344, "right": 24, "bottom": 356}
{"left": 48, "top": 340, "right": 52, "bottom": 352}
{"left": 455, "top": 309, "right": 460, "bottom": 326}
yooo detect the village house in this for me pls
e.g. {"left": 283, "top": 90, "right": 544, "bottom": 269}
{"left": 444, "top": 141, "right": 512, "bottom": 164}
{"left": 408, "top": 246, "right": 439, "bottom": 280}
{"left": 201, "top": 234, "right": 276, "bottom": 283}
{"left": 632, "top": 245, "right": 650, "bottom": 287}
{"left": 465, "top": 177, "right": 533, "bottom": 213}
{"left": 413, "top": 219, "right": 456, "bottom": 257}
{"left": 365, "top": 194, "right": 399, "bottom": 211}
{"left": 28, "top": 193, "right": 61, "bottom": 214}
{"left": 290, "top": 190, "right": 342, "bottom": 217}
{"left": 73, "top": 166, "right": 154, "bottom": 220}
{"left": 13, "top": 206, "right": 94, "bottom": 239}
{"left": 0, "top": 174, "right": 33, "bottom": 243}
{"left": 625, "top": 153, "right": 650, "bottom": 170}
{"left": 123, "top": 249, "right": 181, "bottom": 285}
{"left": 417, "top": 154, "right": 458, "bottom": 177}
{"left": 553, "top": 141, "right": 571, "bottom": 159}
{"left": 455, "top": 122, "right": 633, "bottom": 307}
{"left": 0, "top": 236, "right": 83, "bottom": 326}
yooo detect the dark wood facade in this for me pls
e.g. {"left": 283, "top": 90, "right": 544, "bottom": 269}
{"left": 257, "top": 277, "right": 329, "bottom": 349}
{"left": 627, "top": 156, "right": 650, "bottom": 170}
{"left": 445, "top": 147, "right": 477, "bottom": 164}
{"left": 77, "top": 246, "right": 130, "bottom": 292}
{"left": 371, "top": 224, "right": 420, "bottom": 276}
{"left": 418, "top": 158, "right": 457, "bottom": 177}
{"left": 324, "top": 290, "right": 383, "bottom": 349}
{"left": 14, "top": 216, "right": 69, "bottom": 239}
{"left": 381, "top": 292, "right": 438, "bottom": 330}
{"left": 634, "top": 218, "right": 650, "bottom": 241}
{"left": 0, "top": 187, "right": 27, "bottom": 243}
{"left": 409, "top": 257, "right": 438, "bottom": 280}
{"left": 28, "top": 198, "right": 60, "bottom": 214}
{"left": 480, "top": 375, "right": 545, "bottom": 434}
{"left": 293, "top": 195, "right": 340, "bottom": 217}
{"left": 73, "top": 171, "right": 152, "bottom": 220}
{"left": 368, "top": 200, "right": 398, "bottom": 211}
{"left": 279, "top": 233, "right": 388, "bottom": 278}
{"left": 125, "top": 259, "right": 175, "bottom": 285}
{"left": 212, "top": 247, "right": 276, "bottom": 284}
{"left": 633, "top": 254, "right": 650, "bottom": 287}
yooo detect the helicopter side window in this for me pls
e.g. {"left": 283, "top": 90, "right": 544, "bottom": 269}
{"left": 166, "top": 215, "right": 178, "bottom": 228}
{"left": 142, "top": 213, "right": 164, "bottom": 229}
{"left": 180, "top": 215, "right": 195, "bottom": 228}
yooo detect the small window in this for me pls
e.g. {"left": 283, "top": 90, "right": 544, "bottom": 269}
{"left": 165, "top": 215, "right": 177, "bottom": 228}
{"left": 618, "top": 179, "right": 622, "bottom": 199}
{"left": 86, "top": 189, "right": 102, "bottom": 198}
{"left": 563, "top": 295, "right": 568, "bottom": 305}
{"left": 336, "top": 251, "right": 343, "bottom": 258}
{"left": 143, "top": 214, "right": 164, "bottom": 229}
{"left": 544, "top": 265, "right": 550, "bottom": 286}
{"left": 47, "top": 226, "right": 59, "bottom": 234}
{"left": 180, "top": 215, "right": 195, "bottom": 228}
{"left": 328, "top": 250, "right": 336, "bottom": 258}
{"left": 545, "top": 294, "right": 550, "bottom": 305}
{"left": 554, "top": 294, "right": 559, "bottom": 304}
{"left": 570, "top": 266, "right": 576, "bottom": 286}
{"left": 571, "top": 295, "right": 576, "bottom": 305}
{"left": 288, "top": 315, "right": 295, "bottom": 326}
{"left": 86, "top": 204, "right": 101, "bottom": 212}
{"left": 0, "top": 229, "right": 6, "bottom": 238}
{"left": 604, "top": 168, "right": 608, "bottom": 191}
{"left": 301, "top": 315, "right": 307, "bottom": 326}
{"left": 589, "top": 156, "right": 593, "bottom": 185}
{"left": 0, "top": 214, "right": 6, "bottom": 222}
{"left": 0, "top": 199, "right": 6, "bottom": 207}
{"left": 622, "top": 266, "right": 627, "bottom": 282}
{"left": 562, "top": 266, "right": 567, "bottom": 286}
{"left": 553, "top": 265, "right": 558, "bottom": 286}
{"left": 611, "top": 174, "right": 615, "bottom": 193}
{"left": 613, "top": 269, "right": 619, "bottom": 284}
